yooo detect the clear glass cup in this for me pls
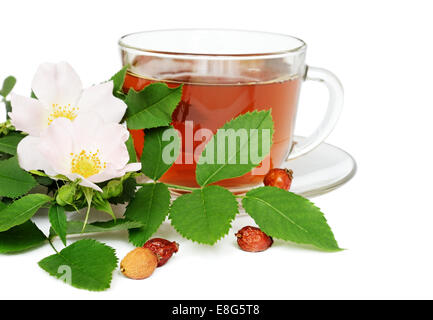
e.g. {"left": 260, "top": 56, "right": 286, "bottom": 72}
{"left": 119, "top": 29, "right": 343, "bottom": 191}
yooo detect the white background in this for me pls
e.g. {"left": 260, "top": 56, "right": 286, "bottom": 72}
{"left": 1, "top": 0, "right": 432, "bottom": 300}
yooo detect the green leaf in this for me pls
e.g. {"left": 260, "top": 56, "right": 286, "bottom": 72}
{"left": 196, "top": 110, "right": 274, "bottom": 186}
{"left": 141, "top": 126, "right": 180, "bottom": 180}
{"left": 125, "top": 134, "right": 137, "bottom": 163}
{"left": 51, "top": 219, "right": 144, "bottom": 237}
{"left": 0, "top": 157, "right": 37, "bottom": 198}
{"left": 125, "top": 83, "right": 182, "bottom": 130}
{"left": 0, "top": 220, "right": 46, "bottom": 253}
{"left": 125, "top": 183, "right": 170, "bottom": 246}
{"left": 0, "top": 76, "right": 16, "bottom": 97}
{"left": 110, "top": 65, "right": 129, "bottom": 96}
{"left": 35, "top": 175, "right": 54, "bottom": 187}
{"left": 0, "top": 133, "right": 24, "bottom": 155}
{"left": 29, "top": 170, "right": 48, "bottom": 177}
{"left": 38, "top": 239, "right": 118, "bottom": 292}
{"left": 0, "top": 194, "right": 52, "bottom": 232}
{"left": 92, "top": 197, "right": 116, "bottom": 221}
{"left": 242, "top": 187, "right": 342, "bottom": 251}
{"left": 169, "top": 185, "right": 238, "bottom": 245}
{"left": 49, "top": 205, "right": 67, "bottom": 246}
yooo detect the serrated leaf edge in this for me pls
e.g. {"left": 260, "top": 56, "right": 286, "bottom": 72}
{"left": 243, "top": 187, "right": 342, "bottom": 252}
{"left": 126, "top": 183, "right": 170, "bottom": 246}
{"left": 125, "top": 83, "right": 183, "bottom": 130}
{"left": 48, "top": 205, "right": 67, "bottom": 246}
{"left": 38, "top": 239, "right": 118, "bottom": 292}
{"left": 169, "top": 186, "right": 238, "bottom": 245}
{"left": 197, "top": 110, "right": 274, "bottom": 186}
{"left": 0, "top": 194, "right": 52, "bottom": 232}
{"left": 0, "top": 157, "right": 37, "bottom": 198}
{"left": 141, "top": 126, "right": 179, "bottom": 181}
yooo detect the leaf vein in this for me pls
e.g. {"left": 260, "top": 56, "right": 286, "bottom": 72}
{"left": 245, "top": 195, "right": 309, "bottom": 234}
{"left": 201, "top": 111, "right": 270, "bottom": 186}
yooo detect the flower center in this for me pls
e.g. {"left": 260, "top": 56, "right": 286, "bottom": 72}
{"left": 48, "top": 104, "right": 78, "bottom": 125}
{"left": 70, "top": 150, "right": 106, "bottom": 178}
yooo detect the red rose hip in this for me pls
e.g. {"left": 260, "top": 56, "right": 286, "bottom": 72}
{"left": 143, "top": 238, "right": 179, "bottom": 267}
{"left": 235, "top": 226, "right": 273, "bottom": 252}
{"left": 263, "top": 168, "right": 293, "bottom": 190}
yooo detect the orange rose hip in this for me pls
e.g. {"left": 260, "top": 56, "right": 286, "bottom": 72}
{"left": 120, "top": 247, "right": 158, "bottom": 280}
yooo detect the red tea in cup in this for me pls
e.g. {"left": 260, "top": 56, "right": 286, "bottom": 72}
{"left": 119, "top": 29, "right": 343, "bottom": 191}
{"left": 124, "top": 72, "right": 300, "bottom": 189}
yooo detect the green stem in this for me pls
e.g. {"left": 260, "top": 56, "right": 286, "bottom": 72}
{"left": 161, "top": 183, "right": 200, "bottom": 192}
{"left": 82, "top": 205, "right": 91, "bottom": 232}
{"left": 81, "top": 188, "right": 94, "bottom": 232}
{"left": 47, "top": 236, "right": 59, "bottom": 254}
{"left": 139, "top": 183, "right": 199, "bottom": 192}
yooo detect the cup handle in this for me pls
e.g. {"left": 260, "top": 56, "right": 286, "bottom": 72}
{"left": 287, "top": 65, "right": 344, "bottom": 160}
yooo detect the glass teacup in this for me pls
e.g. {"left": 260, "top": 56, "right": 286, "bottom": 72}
{"left": 119, "top": 29, "right": 343, "bottom": 192}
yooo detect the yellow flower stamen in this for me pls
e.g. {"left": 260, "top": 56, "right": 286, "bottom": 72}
{"left": 48, "top": 103, "right": 79, "bottom": 125}
{"left": 70, "top": 149, "right": 107, "bottom": 178}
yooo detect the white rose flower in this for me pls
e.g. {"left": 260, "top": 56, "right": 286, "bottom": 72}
{"left": 9, "top": 62, "right": 126, "bottom": 136}
{"left": 17, "top": 115, "right": 141, "bottom": 192}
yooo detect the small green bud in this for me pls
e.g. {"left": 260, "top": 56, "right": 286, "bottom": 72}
{"left": 0, "top": 119, "right": 15, "bottom": 136}
{"left": 56, "top": 183, "right": 77, "bottom": 206}
{"left": 102, "top": 180, "right": 123, "bottom": 199}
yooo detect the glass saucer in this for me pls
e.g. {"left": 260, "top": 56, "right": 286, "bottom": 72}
{"left": 168, "top": 136, "right": 356, "bottom": 199}
{"left": 284, "top": 136, "right": 357, "bottom": 197}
